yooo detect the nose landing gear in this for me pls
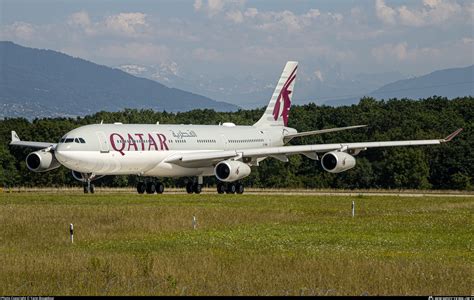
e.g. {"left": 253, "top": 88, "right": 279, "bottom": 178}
{"left": 83, "top": 182, "right": 95, "bottom": 194}
{"left": 80, "top": 173, "right": 96, "bottom": 194}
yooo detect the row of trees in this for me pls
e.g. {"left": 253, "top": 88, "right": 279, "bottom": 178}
{"left": 0, "top": 96, "right": 472, "bottom": 190}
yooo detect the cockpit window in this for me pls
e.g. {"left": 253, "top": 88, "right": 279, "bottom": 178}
{"left": 60, "top": 138, "right": 65, "bottom": 143}
{"left": 65, "top": 138, "right": 74, "bottom": 143}
{"left": 79, "top": 138, "right": 86, "bottom": 144}
{"left": 74, "top": 138, "right": 80, "bottom": 143}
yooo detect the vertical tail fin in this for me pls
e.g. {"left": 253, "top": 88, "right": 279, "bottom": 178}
{"left": 254, "top": 61, "right": 298, "bottom": 127}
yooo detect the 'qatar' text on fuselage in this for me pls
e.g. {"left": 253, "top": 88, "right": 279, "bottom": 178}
{"left": 109, "top": 133, "right": 169, "bottom": 156}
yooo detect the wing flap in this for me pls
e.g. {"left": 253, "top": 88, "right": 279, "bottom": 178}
{"left": 164, "top": 150, "right": 239, "bottom": 167}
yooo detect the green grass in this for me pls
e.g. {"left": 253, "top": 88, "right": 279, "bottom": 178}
{"left": 0, "top": 193, "right": 472, "bottom": 295}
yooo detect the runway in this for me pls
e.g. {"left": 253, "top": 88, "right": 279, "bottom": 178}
{"left": 2, "top": 187, "right": 473, "bottom": 197}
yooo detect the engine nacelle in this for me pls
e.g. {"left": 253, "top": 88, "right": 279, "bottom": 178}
{"left": 214, "top": 160, "right": 251, "bottom": 182}
{"left": 26, "top": 150, "right": 61, "bottom": 172}
{"left": 321, "top": 151, "right": 356, "bottom": 173}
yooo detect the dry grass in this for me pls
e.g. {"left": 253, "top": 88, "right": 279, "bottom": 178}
{"left": 0, "top": 193, "right": 472, "bottom": 295}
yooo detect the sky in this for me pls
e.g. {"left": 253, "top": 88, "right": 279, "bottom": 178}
{"left": 0, "top": 0, "right": 473, "bottom": 86}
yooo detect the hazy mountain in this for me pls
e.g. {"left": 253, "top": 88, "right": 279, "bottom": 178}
{"left": 325, "top": 65, "right": 474, "bottom": 106}
{"left": 116, "top": 63, "right": 405, "bottom": 109}
{"left": 0, "top": 41, "right": 238, "bottom": 119}
{"left": 116, "top": 63, "right": 275, "bottom": 108}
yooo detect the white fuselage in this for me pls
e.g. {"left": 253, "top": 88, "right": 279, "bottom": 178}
{"left": 55, "top": 123, "right": 294, "bottom": 177}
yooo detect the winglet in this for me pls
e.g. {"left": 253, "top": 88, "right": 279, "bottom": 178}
{"left": 442, "top": 128, "right": 463, "bottom": 142}
{"left": 11, "top": 131, "right": 20, "bottom": 143}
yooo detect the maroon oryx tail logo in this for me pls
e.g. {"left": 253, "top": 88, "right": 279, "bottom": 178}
{"left": 272, "top": 66, "right": 297, "bottom": 126}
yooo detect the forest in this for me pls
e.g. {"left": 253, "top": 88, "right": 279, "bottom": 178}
{"left": 0, "top": 96, "right": 472, "bottom": 190}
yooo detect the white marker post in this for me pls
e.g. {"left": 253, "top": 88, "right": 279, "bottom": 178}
{"left": 352, "top": 201, "right": 355, "bottom": 217}
{"left": 70, "top": 223, "right": 74, "bottom": 243}
{"left": 192, "top": 216, "right": 197, "bottom": 230}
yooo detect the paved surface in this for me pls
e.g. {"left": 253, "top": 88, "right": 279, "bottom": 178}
{"left": 2, "top": 187, "right": 473, "bottom": 197}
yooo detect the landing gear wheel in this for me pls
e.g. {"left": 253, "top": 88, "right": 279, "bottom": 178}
{"left": 146, "top": 182, "right": 156, "bottom": 194}
{"left": 156, "top": 182, "right": 164, "bottom": 194}
{"left": 193, "top": 183, "right": 202, "bottom": 194}
{"left": 186, "top": 182, "right": 194, "bottom": 194}
{"left": 83, "top": 183, "right": 95, "bottom": 194}
{"left": 235, "top": 183, "right": 244, "bottom": 194}
{"left": 217, "top": 182, "right": 226, "bottom": 194}
{"left": 137, "top": 182, "right": 146, "bottom": 194}
{"left": 226, "top": 183, "right": 236, "bottom": 194}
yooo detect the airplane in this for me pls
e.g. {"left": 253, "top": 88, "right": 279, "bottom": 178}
{"left": 10, "top": 61, "right": 462, "bottom": 194}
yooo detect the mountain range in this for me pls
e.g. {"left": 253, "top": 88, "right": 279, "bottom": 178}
{"left": 116, "top": 62, "right": 406, "bottom": 108}
{"left": 0, "top": 41, "right": 238, "bottom": 119}
{"left": 118, "top": 62, "right": 473, "bottom": 108}
{"left": 1, "top": 41, "right": 472, "bottom": 119}
{"left": 324, "top": 65, "right": 473, "bottom": 106}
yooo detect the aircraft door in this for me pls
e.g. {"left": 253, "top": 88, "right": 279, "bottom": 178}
{"left": 261, "top": 131, "right": 270, "bottom": 147}
{"left": 96, "top": 131, "right": 109, "bottom": 153}
{"left": 220, "top": 134, "right": 228, "bottom": 150}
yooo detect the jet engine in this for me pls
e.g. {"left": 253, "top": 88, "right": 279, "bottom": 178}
{"left": 321, "top": 151, "right": 356, "bottom": 173}
{"left": 214, "top": 160, "right": 251, "bottom": 182}
{"left": 26, "top": 150, "right": 61, "bottom": 172}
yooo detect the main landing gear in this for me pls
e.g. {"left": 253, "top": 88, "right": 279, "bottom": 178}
{"left": 217, "top": 182, "right": 244, "bottom": 194}
{"left": 186, "top": 175, "right": 203, "bottom": 194}
{"left": 137, "top": 181, "right": 165, "bottom": 194}
{"left": 186, "top": 182, "right": 202, "bottom": 194}
{"left": 134, "top": 176, "right": 245, "bottom": 195}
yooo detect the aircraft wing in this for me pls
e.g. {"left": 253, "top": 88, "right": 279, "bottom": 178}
{"left": 9, "top": 131, "right": 57, "bottom": 149}
{"left": 166, "top": 128, "right": 463, "bottom": 167}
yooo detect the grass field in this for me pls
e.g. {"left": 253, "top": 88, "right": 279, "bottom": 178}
{"left": 0, "top": 192, "right": 472, "bottom": 295}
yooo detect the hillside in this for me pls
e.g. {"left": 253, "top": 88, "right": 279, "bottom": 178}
{"left": 325, "top": 65, "right": 473, "bottom": 106}
{"left": 0, "top": 42, "right": 238, "bottom": 118}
